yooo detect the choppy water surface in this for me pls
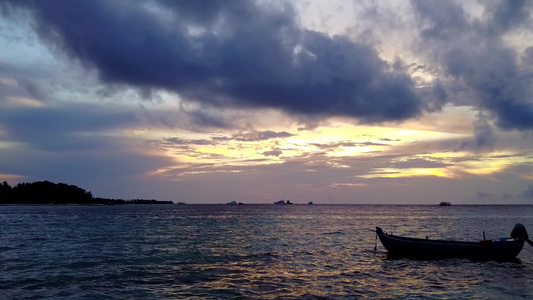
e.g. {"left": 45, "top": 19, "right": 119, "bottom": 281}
{"left": 1, "top": 204, "right": 532, "bottom": 299}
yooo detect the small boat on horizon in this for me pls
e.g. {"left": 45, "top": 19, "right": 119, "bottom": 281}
{"left": 274, "top": 200, "right": 293, "bottom": 205}
{"left": 439, "top": 202, "right": 451, "bottom": 206}
{"left": 376, "top": 223, "right": 532, "bottom": 260}
{"left": 308, "top": 201, "right": 313, "bottom": 205}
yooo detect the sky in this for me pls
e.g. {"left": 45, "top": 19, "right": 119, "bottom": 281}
{"left": 0, "top": 0, "right": 533, "bottom": 204}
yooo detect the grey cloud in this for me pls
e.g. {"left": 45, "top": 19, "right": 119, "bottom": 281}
{"left": 164, "top": 138, "right": 212, "bottom": 146}
{"left": 424, "top": 83, "right": 448, "bottom": 111}
{"left": 483, "top": 0, "right": 532, "bottom": 35}
{"left": 263, "top": 149, "right": 283, "bottom": 157}
{"left": 473, "top": 114, "right": 496, "bottom": 149}
{"left": 187, "top": 109, "right": 233, "bottom": 129}
{"left": 2, "top": 149, "right": 175, "bottom": 200}
{"left": 214, "top": 130, "right": 294, "bottom": 142}
{"left": 235, "top": 130, "right": 293, "bottom": 141}
{"left": 413, "top": 0, "right": 469, "bottom": 41}
{"left": 522, "top": 184, "right": 533, "bottom": 198}
{"left": 0, "top": 104, "right": 138, "bottom": 152}
{"left": 476, "top": 191, "right": 493, "bottom": 198}
{"left": 503, "top": 192, "right": 514, "bottom": 199}
{"left": 523, "top": 47, "right": 533, "bottom": 66}
{"left": 0, "top": 62, "right": 47, "bottom": 105}
{"left": 256, "top": 131, "right": 293, "bottom": 140}
{"left": 310, "top": 141, "right": 387, "bottom": 150}
{"left": 2, "top": 0, "right": 426, "bottom": 124}
{"left": 388, "top": 158, "right": 450, "bottom": 169}
{"left": 412, "top": 0, "right": 533, "bottom": 131}
{"left": 457, "top": 113, "right": 497, "bottom": 151}
{"left": 135, "top": 104, "right": 236, "bottom": 131}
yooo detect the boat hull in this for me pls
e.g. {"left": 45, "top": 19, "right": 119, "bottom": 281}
{"left": 376, "top": 227, "right": 524, "bottom": 260}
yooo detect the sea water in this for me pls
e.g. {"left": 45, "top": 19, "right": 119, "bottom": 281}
{"left": 1, "top": 204, "right": 532, "bottom": 299}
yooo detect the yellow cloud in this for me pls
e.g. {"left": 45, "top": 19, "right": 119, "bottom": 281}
{"left": 361, "top": 168, "right": 454, "bottom": 179}
{"left": 456, "top": 155, "right": 516, "bottom": 176}
{"left": 145, "top": 117, "right": 533, "bottom": 183}
{"left": 520, "top": 174, "right": 533, "bottom": 181}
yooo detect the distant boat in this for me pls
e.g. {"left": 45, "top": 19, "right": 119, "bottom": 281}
{"left": 274, "top": 200, "right": 294, "bottom": 205}
{"left": 439, "top": 202, "right": 451, "bottom": 206}
{"left": 238, "top": 202, "right": 244, "bottom": 205}
{"left": 307, "top": 201, "right": 313, "bottom": 205}
{"left": 227, "top": 201, "right": 238, "bottom": 205}
{"left": 376, "top": 223, "right": 532, "bottom": 260}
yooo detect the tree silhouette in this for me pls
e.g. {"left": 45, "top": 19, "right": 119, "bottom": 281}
{"left": 0, "top": 180, "right": 172, "bottom": 205}
{"left": 0, "top": 181, "right": 12, "bottom": 202}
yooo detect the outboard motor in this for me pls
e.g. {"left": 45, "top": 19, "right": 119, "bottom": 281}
{"left": 511, "top": 223, "right": 533, "bottom": 247}
{"left": 511, "top": 223, "right": 528, "bottom": 239}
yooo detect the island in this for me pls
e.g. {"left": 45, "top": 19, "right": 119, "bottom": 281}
{"left": 0, "top": 180, "right": 173, "bottom": 205}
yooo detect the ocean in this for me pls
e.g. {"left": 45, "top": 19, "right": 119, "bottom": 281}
{"left": 1, "top": 204, "right": 532, "bottom": 299}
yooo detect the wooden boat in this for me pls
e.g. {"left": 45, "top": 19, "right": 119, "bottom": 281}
{"left": 376, "top": 224, "right": 531, "bottom": 260}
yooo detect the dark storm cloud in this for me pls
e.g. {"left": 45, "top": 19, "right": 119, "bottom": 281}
{"left": 412, "top": 0, "right": 533, "bottom": 131}
{"left": 2, "top": 0, "right": 425, "bottom": 124}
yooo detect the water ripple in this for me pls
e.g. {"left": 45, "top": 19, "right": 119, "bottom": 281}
{"left": 0, "top": 204, "right": 532, "bottom": 299}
